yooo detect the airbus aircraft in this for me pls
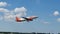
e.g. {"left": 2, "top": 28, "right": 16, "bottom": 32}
{"left": 16, "top": 16, "right": 38, "bottom": 22}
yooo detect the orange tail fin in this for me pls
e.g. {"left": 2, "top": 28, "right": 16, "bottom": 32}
{"left": 16, "top": 17, "right": 20, "bottom": 21}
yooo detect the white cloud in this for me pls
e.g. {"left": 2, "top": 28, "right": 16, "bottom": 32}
{"left": 43, "top": 21, "right": 49, "bottom": 24}
{"left": 14, "top": 7, "right": 27, "bottom": 17}
{"left": 14, "top": 7, "right": 27, "bottom": 12}
{"left": 40, "top": 20, "right": 49, "bottom": 24}
{"left": 0, "top": 7, "right": 27, "bottom": 21}
{"left": 53, "top": 11, "right": 59, "bottom": 16}
{"left": 57, "top": 18, "right": 60, "bottom": 22}
{"left": 0, "top": 8, "right": 9, "bottom": 12}
{"left": 0, "top": 2, "right": 8, "bottom": 7}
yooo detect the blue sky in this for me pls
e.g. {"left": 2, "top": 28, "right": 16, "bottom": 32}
{"left": 0, "top": 0, "right": 60, "bottom": 33}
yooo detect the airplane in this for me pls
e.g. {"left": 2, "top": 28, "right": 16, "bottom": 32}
{"left": 16, "top": 16, "right": 38, "bottom": 22}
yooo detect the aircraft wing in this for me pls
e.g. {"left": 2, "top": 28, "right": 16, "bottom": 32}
{"left": 26, "top": 16, "right": 38, "bottom": 19}
{"left": 22, "top": 16, "right": 38, "bottom": 21}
